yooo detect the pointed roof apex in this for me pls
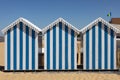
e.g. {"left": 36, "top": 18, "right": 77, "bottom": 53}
{"left": 58, "top": 17, "right": 63, "bottom": 20}
{"left": 2, "top": 17, "right": 42, "bottom": 34}
{"left": 98, "top": 17, "right": 103, "bottom": 20}
{"left": 42, "top": 17, "right": 79, "bottom": 34}
{"left": 18, "top": 17, "right": 24, "bottom": 20}
{"left": 80, "top": 17, "right": 120, "bottom": 33}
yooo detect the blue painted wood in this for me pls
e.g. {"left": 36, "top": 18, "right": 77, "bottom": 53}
{"left": 47, "top": 29, "right": 50, "bottom": 70}
{"left": 104, "top": 25, "right": 108, "bottom": 69}
{"left": 20, "top": 22, "right": 23, "bottom": 70}
{"left": 65, "top": 25, "right": 68, "bottom": 69}
{"left": 71, "top": 29, "right": 74, "bottom": 69}
{"left": 98, "top": 22, "right": 102, "bottom": 69}
{"left": 13, "top": 25, "right": 17, "bottom": 70}
{"left": 7, "top": 30, "right": 11, "bottom": 70}
{"left": 86, "top": 30, "right": 89, "bottom": 70}
{"left": 32, "top": 30, "right": 35, "bottom": 70}
{"left": 53, "top": 25, "right": 56, "bottom": 70}
{"left": 92, "top": 26, "right": 95, "bottom": 69}
{"left": 110, "top": 29, "right": 114, "bottom": 69}
{"left": 59, "top": 22, "right": 62, "bottom": 70}
{"left": 26, "top": 26, "right": 29, "bottom": 70}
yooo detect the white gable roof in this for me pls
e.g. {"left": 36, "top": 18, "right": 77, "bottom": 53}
{"left": 42, "top": 17, "right": 79, "bottom": 34}
{"left": 80, "top": 17, "right": 120, "bottom": 33}
{"left": 2, "top": 17, "right": 42, "bottom": 34}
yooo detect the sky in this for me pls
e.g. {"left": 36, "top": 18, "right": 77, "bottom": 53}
{"left": 0, "top": 0, "right": 120, "bottom": 35}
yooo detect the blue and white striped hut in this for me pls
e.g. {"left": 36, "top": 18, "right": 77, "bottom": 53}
{"left": 42, "top": 18, "right": 79, "bottom": 70}
{"left": 2, "top": 18, "right": 42, "bottom": 71}
{"left": 80, "top": 17, "right": 120, "bottom": 70}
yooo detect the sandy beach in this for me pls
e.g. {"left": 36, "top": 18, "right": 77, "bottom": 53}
{"left": 0, "top": 71, "right": 120, "bottom": 80}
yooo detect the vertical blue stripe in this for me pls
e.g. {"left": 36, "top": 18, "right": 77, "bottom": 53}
{"left": 7, "top": 30, "right": 10, "bottom": 70}
{"left": 65, "top": 25, "right": 68, "bottom": 69}
{"left": 47, "top": 29, "right": 50, "bottom": 70}
{"left": 92, "top": 26, "right": 95, "bottom": 69}
{"left": 98, "top": 22, "right": 102, "bottom": 69}
{"left": 104, "top": 25, "right": 108, "bottom": 69}
{"left": 26, "top": 26, "right": 29, "bottom": 70}
{"left": 53, "top": 25, "right": 56, "bottom": 70}
{"left": 71, "top": 30, "right": 74, "bottom": 69}
{"left": 20, "top": 22, "right": 23, "bottom": 70}
{"left": 32, "top": 30, "right": 35, "bottom": 70}
{"left": 13, "top": 25, "right": 17, "bottom": 70}
{"left": 110, "top": 29, "right": 114, "bottom": 69}
{"left": 59, "top": 22, "right": 62, "bottom": 70}
{"left": 86, "top": 30, "right": 89, "bottom": 70}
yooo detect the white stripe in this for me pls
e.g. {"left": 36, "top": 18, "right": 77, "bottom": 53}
{"left": 10, "top": 28, "right": 13, "bottom": 70}
{"left": 95, "top": 25, "right": 98, "bottom": 69}
{"left": 68, "top": 28, "right": 71, "bottom": 69}
{"left": 56, "top": 24, "right": 59, "bottom": 70}
{"left": 29, "top": 28, "right": 32, "bottom": 70}
{"left": 23, "top": 24, "right": 26, "bottom": 70}
{"left": 74, "top": 33, "right": 77, "bottom": 69}
{"left": 35, "top": 32, "right": 38, "bottom": 70}
{"left": 83, "top": 33, "right": 86, "bottom": 70}
{"left": 50, "top": 28, "right": 53, "bottom": 69}
{"left": 108, "top": 28, "right": 111, "bottom": 69}
{"left": 5, "top": 33, "right": 7, "bottom": 70}
{"left": 114, "top": 32, "right": 116, "bottom": 69}
{"left": 102, "top": 24, "right": 105, "bottom": 69}
{"left": 89, "top": 29, "right": 92, "bottom": 69}
{"left": 62, "top": 23, "right": 65, "bottom": 70}
{"left": 17, "top": 24, "right": 20, "bottom": 70}
{"left": 44, "top": 33, "right": 47, "bottom": 70}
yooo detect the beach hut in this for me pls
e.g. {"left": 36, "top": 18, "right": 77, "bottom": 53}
{"left": 42, "top": 18, "right": 79, "bottom": 70}
{"left": 2, "top": 18, "right": 41, "bottom": 71}
{"left": 80, "top": 17, "right": 120, "bottom": 70}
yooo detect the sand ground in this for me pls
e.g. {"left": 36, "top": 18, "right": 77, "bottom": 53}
{"left": 0, "top": 71, "right": 120, "bottom": 80}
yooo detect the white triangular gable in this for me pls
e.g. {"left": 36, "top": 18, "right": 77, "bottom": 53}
{"left": 2, "top": 17, "right": 42, "bottom": 34}
{"left": 42, "top": 17, "right": 79, "bottom": 34}
{"left": 80, "top": 17, "right": 120, "bottom": 33}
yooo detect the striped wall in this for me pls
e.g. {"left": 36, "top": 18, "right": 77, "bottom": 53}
{"left": 44, "top": 22, "right": 77, "bottom": 70}
{"left": 5, "top": 22, "right": 38, "bottom": 70}
{"left": 83, "top": 22, "right": 116, "bottom": 70}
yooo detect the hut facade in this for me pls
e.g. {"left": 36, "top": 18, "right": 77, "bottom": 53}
{"left": 2, "top": 18, "right": 41, "bottom": 70}
{"left": 81, "top": 17, "right": 119, "bottom": 70}
{"left": 42, "top": 18, "right": 79, "bottom": 70}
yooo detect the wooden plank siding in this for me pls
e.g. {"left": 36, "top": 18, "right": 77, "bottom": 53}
{"left": 0, "top": 42, "right": 4, "bottom": 66}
